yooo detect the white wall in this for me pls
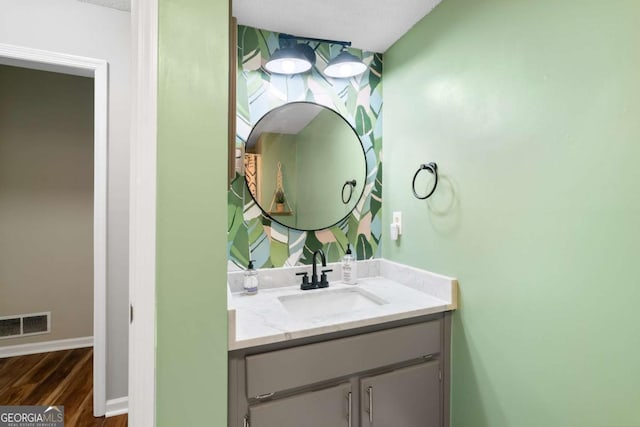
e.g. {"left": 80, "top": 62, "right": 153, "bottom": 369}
{"left": 0, "top": 0, "right": 130, "bottom": 400}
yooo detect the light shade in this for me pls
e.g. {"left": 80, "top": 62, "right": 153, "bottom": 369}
{"left": 324, "top": 50, "right": 367, "bottom": 78}
{"left": 265, "top": 44, "right": 315, "bottom": 75}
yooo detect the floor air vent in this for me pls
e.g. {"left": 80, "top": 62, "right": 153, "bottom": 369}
{"left": 0, "top": 312, "right": 50, "bottom": 339}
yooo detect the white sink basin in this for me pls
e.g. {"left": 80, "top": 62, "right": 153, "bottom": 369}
{"left": 278, "top": 287, "right": 388, "bottom": 320}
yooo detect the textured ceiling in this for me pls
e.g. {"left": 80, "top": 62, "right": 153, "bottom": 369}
{"left": 76, "top": 0, "right": 443, "bottom": 52}
{"left": 246, "top": 103, "right": 322, "bottom": 147}
{"left": 233, "top": 0, "right": 443, "bottom": 53}
{"left": 78, "top": 0, "right": 130, "bottom": 12}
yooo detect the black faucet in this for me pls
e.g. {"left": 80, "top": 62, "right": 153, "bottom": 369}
{"left": 296, "top": 249, "right": 333, "bottom": 290}
{"left": 312, "top": 249, "right": 332, "bottom": 289}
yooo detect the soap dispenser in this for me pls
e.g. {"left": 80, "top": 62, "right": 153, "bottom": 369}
{"left": 244, "top": 259, "right": 259, "bottom": 295}
{"left": 341, "top": 244, "right": 357, "bottom": 285}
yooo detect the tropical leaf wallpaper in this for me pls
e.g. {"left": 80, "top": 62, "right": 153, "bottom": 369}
{"left": 228, "top": 25, "right": 383, "bottom": 269}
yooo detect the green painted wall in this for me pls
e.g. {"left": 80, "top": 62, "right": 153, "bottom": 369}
{"left": 383, "top": 0, "right": 640, "bottom": 426}
{"left": 156, "top": 0, "right": 228, "bottom": 425}
{"left": 254, "top": 132, "right": 298, "bottom": 224}
{"left": 296, "top": 109, "right": 366, "bottom": 229}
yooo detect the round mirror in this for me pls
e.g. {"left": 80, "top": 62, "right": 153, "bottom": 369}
{"left": 243, "top": 102, "right": 366, "bottom": 231}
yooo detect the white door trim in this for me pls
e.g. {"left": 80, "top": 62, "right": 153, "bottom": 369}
{"left": 0, "top": 43, "right": 109, "bottom": 417}
{"left": 129, "top": 0, "right": 158, "bottom": 424}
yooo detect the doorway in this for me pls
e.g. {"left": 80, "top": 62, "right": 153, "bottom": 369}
{"left": 0, "top": 44, "right": 108, "bottom": 417}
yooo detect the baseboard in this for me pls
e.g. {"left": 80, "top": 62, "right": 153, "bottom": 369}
{"left": 0, "top": 336, "right": 93, "bottom": 358}
{"left": 106, "top": 397, "right": 129, "bottom": 417}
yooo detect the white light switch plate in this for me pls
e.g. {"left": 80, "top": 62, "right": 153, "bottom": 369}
{"left": 392, "top": 211, "right": 402, "bottom": 235}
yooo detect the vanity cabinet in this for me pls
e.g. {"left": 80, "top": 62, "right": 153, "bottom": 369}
{"left": 360, "top": 361, "right": 441, "bottom": 427}
{"left": 228, "top": 313, "right": 452, "bottom": 427}
{"left": 249, "top": 383, "right": 352, "bottom": 427}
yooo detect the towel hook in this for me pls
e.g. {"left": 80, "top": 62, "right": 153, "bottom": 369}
{"left": 341, "top": 179, "right": 357, "bottom": 204}
{"left": 411, "top": 162, "right": 438, "bottom": 200}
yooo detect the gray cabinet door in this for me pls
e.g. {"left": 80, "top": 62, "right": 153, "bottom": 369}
{"left": 249, "top": 383, "right": 353, "bottom": 427}
{"left": 360, "top": 361, "right": 441, "bottom": 427}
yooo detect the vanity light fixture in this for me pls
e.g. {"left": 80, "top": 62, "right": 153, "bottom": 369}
{"left": 264, "top": 41, "right": 315, "bottom": 75}
{"left": 324, "top": 48, "right": 368, "bottom": 78}
{"left": 264, "top": 34, "right": 367, "bottom": 78}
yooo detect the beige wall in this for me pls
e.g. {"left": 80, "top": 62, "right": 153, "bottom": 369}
{"left": 0, "top": 65, "right": 93, "bottom": 345}
{"left": 0, "top": 0, "right": 130, "bottom": 399}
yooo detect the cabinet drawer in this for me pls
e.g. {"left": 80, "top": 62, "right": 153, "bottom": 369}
{"left": 246, "top": 320, "right": 441, "bottom": 398}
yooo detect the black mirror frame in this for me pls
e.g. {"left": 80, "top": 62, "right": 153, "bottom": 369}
{"left": 243, "top": 101, "right": 368, "bottom": 232}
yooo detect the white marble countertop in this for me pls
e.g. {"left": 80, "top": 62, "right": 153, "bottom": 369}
{"left": 227, "top": 259, "right": 458, "bottom": 350}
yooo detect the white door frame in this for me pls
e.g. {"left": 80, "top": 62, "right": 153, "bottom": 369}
{"left": 129, "top": 0, "right": 158, "bottom": 425}
{"left": 0, "top": 44, "right": 109, "bottom": 417}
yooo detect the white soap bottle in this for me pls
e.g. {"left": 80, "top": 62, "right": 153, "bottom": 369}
{"left": 243, "top": 259, "right": 259, "bottom": 295}
{"left": 342, "top": 244, "right": 357, "bottom": 285}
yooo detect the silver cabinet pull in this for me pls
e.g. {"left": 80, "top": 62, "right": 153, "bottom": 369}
{"left": 255, "top": 392, "right": 274, "bottom": 400}
{"left": 367, "top": 386, "right": 373, "bottom": 423}
{"left": 243, "top": 415, "right": 249, "bottom": 427}
{"left": 347, "top": 391, "right": 352, "bottom": 427}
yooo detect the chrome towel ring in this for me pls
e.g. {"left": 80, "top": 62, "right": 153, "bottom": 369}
{"left": 341, "top": 179, "right": 357, "bottom": 204}
{"left": 411, "top": 162, "right": 438, "bottom": 200}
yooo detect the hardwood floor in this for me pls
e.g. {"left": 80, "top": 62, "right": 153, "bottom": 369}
{"left": 0, "top": 348, "right": 127, "bottom": 426}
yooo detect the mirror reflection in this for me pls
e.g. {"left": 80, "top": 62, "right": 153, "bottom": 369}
{"left": 244, "top": 102, "right": 366, "bottom": 231}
